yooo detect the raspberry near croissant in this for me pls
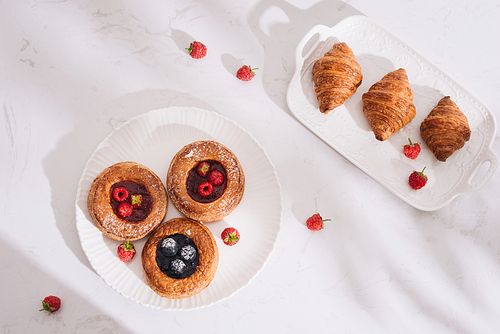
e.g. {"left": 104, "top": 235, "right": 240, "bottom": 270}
{"left": 312, "top": 42, "right": 363, "bottom": 114}
{"left": 362, "top": 68, "right": 416, "bottom": 141}
{"left": 420, "top": 96, "right": 471, "bottom": 162}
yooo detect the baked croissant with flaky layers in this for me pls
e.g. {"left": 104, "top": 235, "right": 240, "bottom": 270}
{"left": 420, "top": 96, "right": 471, "bottom": 162}
{"left": 362, "top": 68, "right": 416, "bottom": 141}
{"left": 312, "top": 42, "right": 363, "bottom": 114}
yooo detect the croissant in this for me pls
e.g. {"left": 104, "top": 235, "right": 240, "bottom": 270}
{"left": 312, "top": 42, "right": 363, "bottom": 114}
{"left": 420, "top": 96, "right": 471, "bottom": 162}
{"left": 362, "top": 68, "right": 416, "bottom": 141}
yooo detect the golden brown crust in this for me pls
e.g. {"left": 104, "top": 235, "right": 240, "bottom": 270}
{"left": 362, "top": 68, "right": 416, "bottom": 141}
{"left": 141, "top": 218, "right": 219, "bottom": 299}
{"left": 166, "top": 140, "right": 245, "bottom": 222}
{"left": 87, "top": 161, "right": 168, "bottom": 241}
{"left": 420, "top": 96, "right": 471, "bottom": 162}
{"left": 312, "top": 42, "right": 363, "bottom": 114}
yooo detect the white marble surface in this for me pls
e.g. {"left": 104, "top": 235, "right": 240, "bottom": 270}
{"left": 1, "top": 0, "right": 500, "bottom": 333}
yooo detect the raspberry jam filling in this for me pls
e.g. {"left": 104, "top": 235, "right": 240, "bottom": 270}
{"left": 110, "top": 181, "right": 153, "bottom": 222}
{"left": 186, "top": 160, "right": 227, "bottom": 203}
{"left": 156, "top": 234, "right": 199, "bottom": 279}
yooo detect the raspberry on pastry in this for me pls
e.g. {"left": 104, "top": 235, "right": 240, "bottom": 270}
{"left": 129, "top": 194, "right": 143, "bottom": 209}
{"left": 117, "top": 202, "right": 133, "bottom": 218}
{"left": 208, "top": 170, "right": 224, "bottom": 186}
{"left": 198, "top": 182, "right": 213, "bottom": 197}
{"left": 112, "top": 186, "right": 129, "bottom": 202}
{"left": 196, "top": 161, "right": 210, "bottom": 177}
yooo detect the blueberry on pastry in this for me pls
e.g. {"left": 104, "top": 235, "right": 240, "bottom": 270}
{"left": 141, "top": 218, "right": 218, "bottom": 299}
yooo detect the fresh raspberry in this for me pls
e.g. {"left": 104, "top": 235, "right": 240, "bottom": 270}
{"left": 208, "top": 170, "right": 224, "bottom": 186}
{"left": 306, "top": 213, "right": 331, "bottom": 231}
{"left": 129, "top": 194, "right": 143, "bottom": 209}
{"left": 409, "top": 167, "right": 428, "bottom": 189}
{"left": 236, "top": 65, "right": 258, "bottom": 81}
{"left": 403, "top": 138, "right": 421, "bottom": 159}
{"left": 112, "top": 186, "right": 129, "bottom": 202}
{"left": 198, "top": 182, "right": 213, "bottom": 196}
{"left": 186, "top": 41, "right": 207, "bottom": 59}
{"left": 39, "top": 295, "right": 61, "bottom": 313}
{"left": 221, "top": 227, "right": 240, "bottom": 246}
{"left": 117, "top": 239, "right": 136, "bottom": 262}
{"left": 117, "top": 202, "right": 133, "bottom": 218}
{"left": 197, "top": 161, "right": 210, "bottom": 177}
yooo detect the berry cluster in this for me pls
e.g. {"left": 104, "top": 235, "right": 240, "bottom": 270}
{"left": 112, "top": 186, "right": 143, "bottom": 218}
{"left": 402, "top": 138, "right": 429, "bottom": 190}
{"left": 196, "top": 161, "right": 225, "bottom": 197}
{"left": 157, "top": 235, "right": 199, "bottom": 278}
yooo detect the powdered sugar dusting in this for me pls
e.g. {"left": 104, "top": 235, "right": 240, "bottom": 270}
{"left": 181, "top": 245, "right": 196, "bottom": 261}
{"left": 170, "top": 258, "right": 187, "bottom": 275}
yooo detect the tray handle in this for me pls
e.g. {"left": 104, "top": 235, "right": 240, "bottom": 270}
{"left": 295, "top": 25, "right": 328, "bottom": 66}
{"left": 459, "top": 147, "right": 498, "bottom": 193}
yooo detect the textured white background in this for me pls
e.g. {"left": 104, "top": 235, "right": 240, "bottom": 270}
{"left": 1, "top": 0, "right": 499, "bottom": 333}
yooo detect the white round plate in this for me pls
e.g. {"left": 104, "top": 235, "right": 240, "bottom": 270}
{"left": 75, "top": 107, "right": 282, "bottom": 310}
{"left": 287, "top": 15, "right": 498, "bottom": 211}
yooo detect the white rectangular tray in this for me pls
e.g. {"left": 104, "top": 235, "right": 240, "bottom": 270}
{"left": 286, "top": 15, "right": 497, "bottom": 211}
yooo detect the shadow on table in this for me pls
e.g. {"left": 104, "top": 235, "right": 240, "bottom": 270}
{"left": 247, "top": 0, "right": 362, "bottom": 117}
{"left": 0, "top": 235, "right": 133, "bottom": 333}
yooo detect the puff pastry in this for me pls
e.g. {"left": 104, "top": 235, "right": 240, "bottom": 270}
{"left": 87, "top": 161, "right": 168, "bottom": 241}
{"left": 312, "top": 42, "right": 363, "bottom": 114}
{"left": 420, "top": 96, "right": 471, "bottom": 162}
{"left": 142, "top": 218, "right": 219, "bottom": 299}
{"left": 167, "top": 140, "right": 245, "bottom": 222}
{"left": 362, "top": 68, "right": 416, "bottom": 141}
